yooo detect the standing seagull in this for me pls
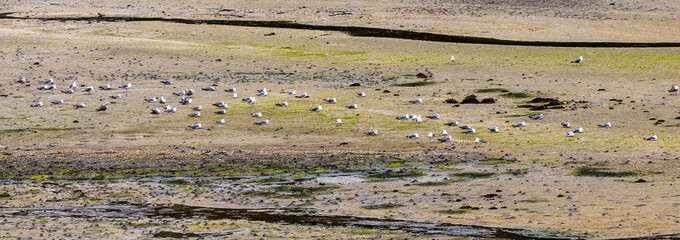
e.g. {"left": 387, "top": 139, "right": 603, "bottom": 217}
{"left": 670, "top": 86, "right": 679, "bottom": 92}
{"left": 97, "top": 102, "right": 109, "bottom": 112}
{"left": 70, "top": 82, "right": 77, "bottom": 89}
{"left": 450, "top": 55, "right": 456, "bottom": 62}
{"left": 571, "top": 56, "right": 583, "bottom": 64}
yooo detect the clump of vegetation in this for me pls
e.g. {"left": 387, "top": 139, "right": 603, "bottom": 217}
{"left": 478, "top": 158, "right": 517, "bottom": 165}
{"left": 517, "top": 97, "right": 565, "bottom": 110}
{"left": 461, "top": 94, "right": 480, "bottom": 104}
{"left": 500, "top": 92, "right": 533, "bottom": 98}
{"left": 574, "top": 167, "right": 638, "bottom": 177}
{"left": 505, "top": 168, "right": 529, "bottom": 176}
{"left": 480, "top": 98, "right": 496, "bottom": 104}
{"left": 444, "top": 98, "right": 459, "bottom": 104}
{"left": 365, "top": 169, "right": 425, "bottom": 179}
{"left": 450, "top": 172, "right": 497, "bottom": 181}
{"left": 475, "top": 88, "right": 509, "bottom": 93}
{"left": 0, "top": 192, "right": 11, "bottom": 199}
{"left": 415, "top": 181, "right": 450, "bottom": 186}
{"left": 438, "top": 209, "right": 469, "bottom": 215}
{"left": 244, "top": 185, "right": 337, "bottom": 199}
{"left": 394, "top": 81, "right": 436, "bottom": 87}
{"left": 361, "top": 203, "right": 403, "bottom": 210}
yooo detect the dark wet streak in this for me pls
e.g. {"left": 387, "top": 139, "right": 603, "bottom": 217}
{"left": 1, "top": 12, "right": 679, "bottom": 48}
{"left": 0, "top": 203, "right": 581, "bottom": 239}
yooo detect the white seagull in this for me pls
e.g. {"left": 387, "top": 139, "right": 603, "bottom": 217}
{"left": 63, "top": 88, "right": 75, "bottom": 94}
{"left": 217, "top": 119, "right": 226, "bottom": 124}
{"left": 445, "top": 121, "right": 459, "bottom": 126}
{"left": 255, "top": 119, "right": 269, "bottom": 125}
{"left": 74, "top": 102, "right": 86, "bottom": 108}
{"left": 120, "top": 83, "right": 132, "bottom": 90}
{"left": 44, "top": 78, "right": 54, "bottom": 84}
{"left": 310, "top": 105, "right": 323, "bottom": 112}
{"left": 185, "top": 89, "right": 195, "bottom": 96}
{"left": 97, "top": 102, "right": 109, "bottom": 112}
{"left": 164, "top": 105, "right": 173, "bottom": 112}
{"left": 189, "top": 112, "right": 201, "bottom": 117}
{"left": 252, "top": 112, "right": 263, "bottom": 118}
{"left": 427, "top": 114, "right": 440, "bottom": 120}
{"left": 31, "top": 102, "right": 43, "bottom": 107}
{"left": 427, "top": 132, "right": 435, "bottom": 138}
{"left": 397, "top": 114, "right": 409, "bottom": 120}
{"left": 669, "top": 86, "right": 679, "bottom": 92}
{"left": 145, "top": 97, "right": 157, "bottom": 103}
{"left": 161, "top": 80, "right": 173, "bottom": 85}
{"left": 17, "top": 77, "right": 27, "bottom": 84}
{"left": 567, "top": 131, "right": 575, "bottom": 137}
{"left": 325, "top": 98, "right": 337, "bottom": 104}
{"left": 83, "top": 86, "right": 94, "bottom": 93}
{"left": 572, "top": 127, "right": 584, "bottom": 133}
{"left": 463, "top": 128, "right": 476, "bottom": 134}
{"left": 440, "top": 129, "right": 448, "bottom": 135}
{"left": 202, "top": 86, "right": 216, "bottom": 91}
{"left": 335, "top": 119, "right": 342, "bottom": 124}
{"left": 415, "top": 116, "right": 423, "bottom": 123}
{"left": 151, "top": 108, "right": 161, "bottom": 115}
{"left": 214, "top": 101, "right": 228, "bottom": 109}
{"left": 645, "top": 135, "right": 658, "bottom": 141}
{"left": 159, "top": 97, "right": 166, "bottom": 103}
{"left": 257, "top": 90, "right": 268, "bottom": 96}
{"left": 276, "top": 102, "right": 288, "bottom": 107}
{"left": 215, "top": 109, "right": 226, "bottom": 114}
{"left": 52, "top": 99, "right": 64, "bottom": 104}
{"left": 225, "top": 87, "right": 236, "bottom": 93}
{"left": 358, "top": 92, "right": 366, "bottom": 97}
{"left": 407, "top": 133, "right": 419, "bottom": 139}
{"left": 193, "top": 105, "right": 202, "bottom": 111}
{"left": 189, "top": 123, "right": 202, "bottom": 129}
{"left": 474, "top": 138, "right": 483, "bottom": 143}
{"left": 561, "top": 122, "right": 571, "bottom": 128}
{"left": 460, "top": 125, "right": 473, "bottom": 130}
{"left": 99, "top": 84, "right": 111, "bottom": 90}
{"left": 288, "top": 90, "right": 297, "bottom": 95}
{"left": 488, "top": 127, "right": 500, "bottom": 133}
{"left": 70, "top": 82, "right": 77, "bottom": 89}
{"left": 571, "top": 56, "right": 583, "bottom": 64}
{"left": 530, "top": 114, "right": 544, "bottom": 120}
{"left": 173, "top": 90, "right": 186, "bottom": 96}
{"left": 346, "top": 104, "right": 358, "bottom": 109}
{"left": 296, "top": 93, "right": 308, "bottom": 98}
{"left": 111, "top": 94, "right": 122, "bottom": 99}
{"left": 599, "top": 122, "right": 612, "bottom": 128}
{"left": 450, "top": 55, "right": 456, "bottom": 62}
{"left": 366, "top": 129, "right": 378, "bottom": 136}
{"left": 512, "top": 122, "right": 526, "bottom": 127}
{"left": 242, "top": 97, "right": 256, "bottom": 105}
{"left": 410, "top": 98, "right": 422, "bottom": 104}
{"left": 233, "top": 93, "right": 238, "bottom": 98}
{"left": 180, "top": 96, "right": 192, "bottom": 105}
{"left": 439, "top": 136, "right": 452, "bottom": 142}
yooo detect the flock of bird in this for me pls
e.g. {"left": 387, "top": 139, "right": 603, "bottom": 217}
{"left": 19, "top": 56, "right": 676, "bottom": 143}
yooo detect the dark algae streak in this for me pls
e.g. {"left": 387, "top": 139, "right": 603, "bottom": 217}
{"left": 1, "top": 12, "right": 680, "bottom": 48}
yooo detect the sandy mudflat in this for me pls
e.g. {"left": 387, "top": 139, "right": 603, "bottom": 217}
{"left": 0, "top": 0, "right": 679, "bottom": 239}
